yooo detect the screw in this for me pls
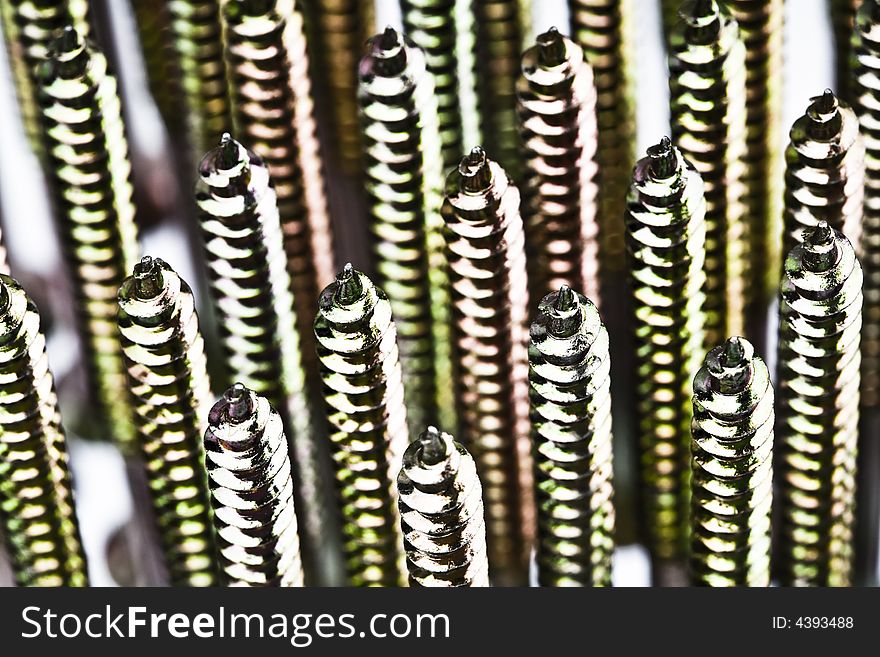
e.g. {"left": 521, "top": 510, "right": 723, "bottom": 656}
{"left": 690, "top": 336, "right": 773, "bottom": 586}
{"left": 828, "top": 0, "right": 859, "bottom": 102}
{"left": 442, "top": 146, "right": 532, "bottom": 585}
{"left": 36, "top": 27, "right": 140, "bottom": 448}
{"left": 669, "top": 0, "right": 749, "bottom": 345}
{"left": 357, "top": 26, "right": 452, "bottom": 435}
{"left": 204, "top": 383, "right": 303, "bottom": 586}
{"left": 0, "top": 0, "right": 90, "bottom": 155}
{"left": 400, "top": 0, "right": 464, "bottom": 169}
{"left": 130, "top": 0, "right": 181, "bottom": 138}
{"left": 0, "top": 274, "right": 88, "bottom": 586}
{"left": 776, "top": 222, "right": 863, "bottom": 586}
{"left": 165, "top": 0, "right": 231, "bottom": 168}
{"left": 397, "top": 426, "right": 490, "bottom": 587}
{"left": 529, "top": 285, "right": 614, "bottom": 586}
{"left": 195, "top": 133, "right": 334, "bottom": 584}
{"left": 626, "top": 137, "right": 707, "bottom": 578}
{"left": 117, "top": 256, "right": 219, "bottom": 586}
{"left": 723, "top": 0, "right": 784, "bottom": 341}
{"left": 471, "top": 0, "right": 531, "bottom": 179}
{"left": 221, "top": 0, "right": 335, "bottom": 398}
{"left": 314, "top": 264, "right": 408, "bottom": 587}
{"left": 517, "top": 27, "right": 601, "bottom": 306}
{"left": 782, "top": 89, "right": 865, "bottom": 261}
{"left": 568, "top": 0, "right": 637, "bottom": 273}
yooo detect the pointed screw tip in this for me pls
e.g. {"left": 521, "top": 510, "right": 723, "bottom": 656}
{"left": 419, "top": 427, "right": 447, "bottom": 465}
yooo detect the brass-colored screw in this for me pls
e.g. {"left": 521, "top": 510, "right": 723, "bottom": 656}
{"left": 398, "top": 426, "right": 490, "bottom": 587}
{"left": 568, "top": 0, "right": 637, "bottom": 273}
{"left": 314, "top": 264, "right": 408, "bottom": 587}
{"left": 442, "top": 146, "right": 532, "bottom": 585}
{"left": 517, "top": 27, "right": 601, "bottom": 305}
{"left": 829, "top": 0, "right": 859, "bottom": 102}
{"left": 625, "top": 137, "right": 707, "bottom": 577}
{"left": 690, "top": 336, "right": 773, "bottom": 587}
{"left": 221, "top": 0, "right": 335, "bottom": 393}
{"left": 204, "top": 383, "right": 304, "bottom": 586}
{"left": 36, "top": 27, "right": 140, "bottom": 448}
{"left": 129, "top": 0, "right": 180, "bottom": 135}
{"left": 776, "top": 222, "right": 863, "bottom": 587}
{"left": 0, "top": 274, "right": 88, "bottom": 586}
{"left": 669, "top": 0, "right": 749, "bottom": 345}
{"left": 0, "top": 0, "right": 90, "bottom": 154}
{"left": 357, "top": 26, "right": 451, "bottom": 435}
{"left": 782, "top": 90, "right": 865, "bottom": 261}
{"left": 117, "top": 256, "right": 219, "bottom": 586}
{"left": 529, "top": 286, "right": 614, "bottom": 586}
{"left": 195, "top": 133, "right": 333, "bottom": 584}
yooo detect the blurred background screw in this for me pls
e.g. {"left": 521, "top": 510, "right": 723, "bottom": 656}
{"left": 0, "top": 274, "right": 88, "bottom": 586}
{"left": 398, "top": 426, "right": 489, "bottom": 587}
{"left": 204, "top": 383, "right": 303, "bottom": 586}
{"left": 828, "top": 0, "right": 859, "bottom": 102}
{"left": 117, "top": 256, "right": 219, "bottom": 586}
{"left": 776, "top": 222, "right": 862, "bottom": 587}
{"left": 690, "top": 336, "right": 773, "bottom": 587}
{"left": 529, "top": 285, "right": 614, "bottom": 586}
{"left": 314, "top": 264, "right": 408, "bottom": 587}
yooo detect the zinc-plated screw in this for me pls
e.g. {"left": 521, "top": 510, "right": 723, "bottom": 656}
{"left": 397, "top": 426, "right": 490, "bottom": 587}
{"left": 0, "top": 274, "right": 88, "bottom": 586}
{"left": 314, "top": 264, "right": 408, "bottom": 587}
{"left": 166, "top": 0, "right": 231, "bottom": 167}
{"left": 204, "top": 383, "right": 304, "bottom": 586}
{"left": 529, "top": 285, "right": 614, "bottom": 586}
{"left": 442, "top": 146, "right": 532, "bottom": 585}
{"left": 195, "top": 133, "right": 331, "bottom": 583}
{"left": 776, "top": 222, "right": 863, "bottom": 587}
{"left": 400, "top": 0, "right": 465, "bottom": 168}
{"left": 517, "top": 27, "right": 601, "bottom": 305}
{"left": 36, "top": 27, "right": 140, "bottom": 448}
{"left": 221, "top": 0, "right": 336, "bottom": 391}
{"left": 626, "top": 137, "right": 707, "bottom": 573}
{"left": 0, "top": 0, "right": 90, "bottom": 154}
{"left": 829, "top": 0, "right": 859, "bottom": 102}
{"left": 357, "top": 26, "right": 451, "bottom": 435}
{"left": 669, "top": 0, "right": 749, "bottom": 345}
{"left": 472, "top": 0, "right": 531, "bottom": 180}
{"left": 782, "top": 90, "right": 865, "bottom": 261}
{"left": 853, "top": 1, "right": 880, "bottom": 409}
{"left": 568, "top": 0, "right": 637, "bottom": 273}
{"left": 117, "top": 256, "right": 219, "bottom": 587}
{"left": 308, "top": 0, "right": 375, "bottom": 173}
{"left": 690, "top": 336, "right": 773, "bottom": 587}
{"left": 724, "top": 0, "right": 785, "bottom": 333}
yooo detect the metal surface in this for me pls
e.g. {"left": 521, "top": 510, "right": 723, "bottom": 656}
{"left": 314, "top": 264, "right": 408, "bottom": 587}
{"left": 529, "top": 286, "right": 614, "bottom": 586}
{"left": 776, "top": 222, "right": 862, "bottom": 587}
{"left": 0, "top": 274, "right": 87, "bottom": 586}
{"left": 828, "top": 0, "right": 859, "bottom": 102}
{"left": 398, "top": 426, "right": 490, "bottom": 587}
{"left": 690, "top": 336, "right": 773, "bottom": 587}
{"left": 204, "top": 383, "right": 304, "bottom": 586}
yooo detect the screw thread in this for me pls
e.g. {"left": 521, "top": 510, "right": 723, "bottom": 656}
{"left": 130, "top": 0, "right": 180, "bottom": 134}
{"left": 669, "top": 0, "right": 749, "bottom": 345}
{"left": 690, "top": 336, "right": 773, "bottom": 586}
{"left": 569, "top": 0, "right": 637, "bottom": 272}
{"left": 517, "top": 28, "right": 601, "bottom": 305}
{"left": 398, "top": 426, "right": 490, "bottom": 587}
{"left": 442, "top": 146, "right": 533, "bottom": 584}
{"left": 314, "top": 264, "right": 408, "bottom": 586}
{"left": 117, "top": 256, "right": 219, "bottom": 586}
{"left": 36, "top": 28, "right": 140, "bottom": 448}
{"left": 853, "top": 2, "right": 880, "bottom": 408}
{"left": 195, "top": 134, "right": 329, "bottom": 582}
{"left": 776, "top": 223, "right": 863, "bottom": 586}
{"left": 204, "top": 384, "right": 303, "bottom": 586}
{"left": 829, "top": 0, "right": 859, "bottom": 102}
{"left": 357, "top": 27, "right": 452, "bottom": 435}
{"left": 529, "top": 286, "right": 614, "bottom": 586}
{"left": 0, "top": 274, "right": 88, "bottom": 586}
{"left": 626, "top": 138, "right": 707, "bottom": 565}
{"left": 783, "top": 90, "right": 864, "bottom": 262}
